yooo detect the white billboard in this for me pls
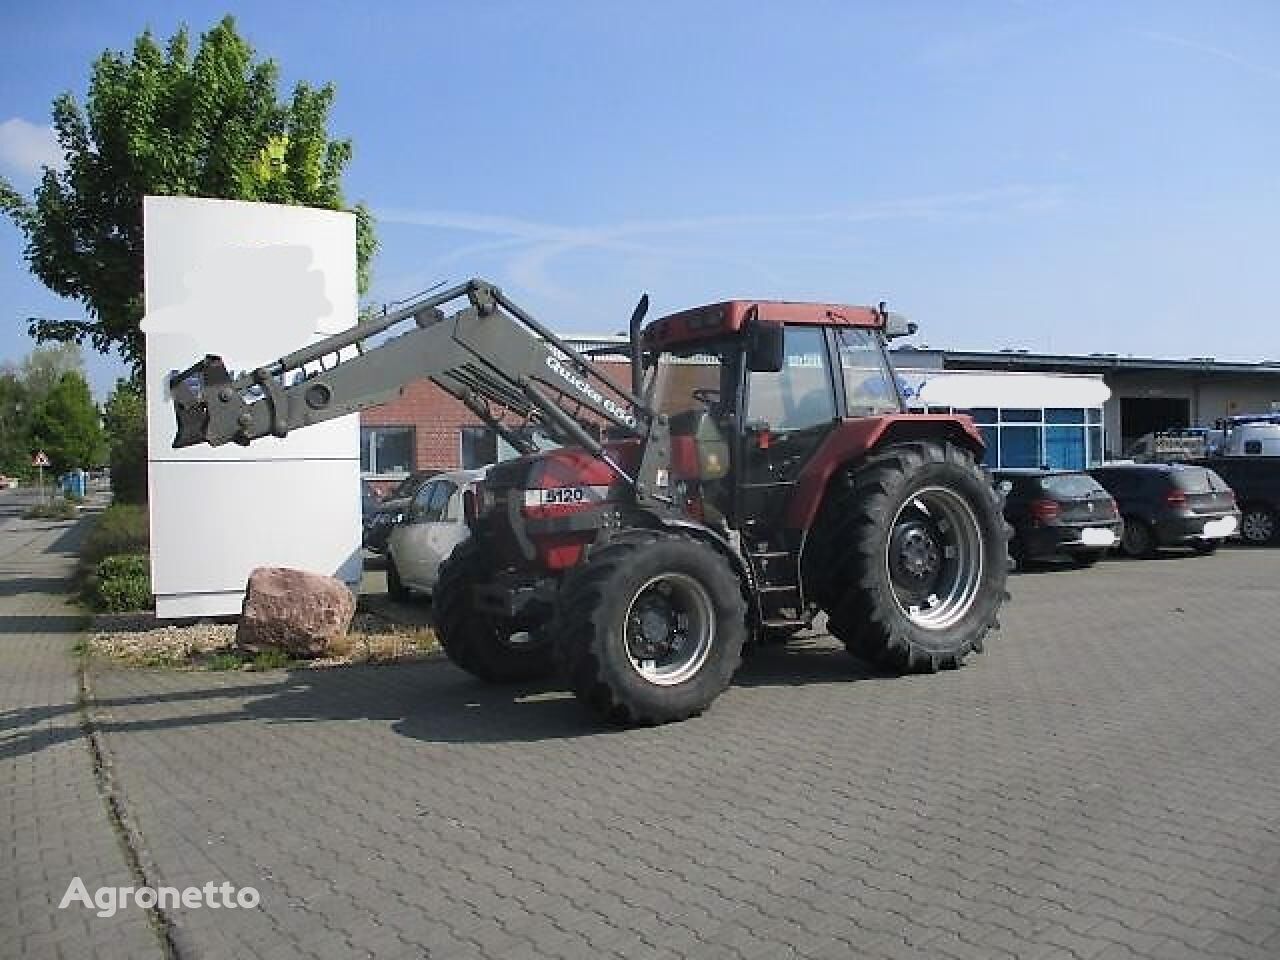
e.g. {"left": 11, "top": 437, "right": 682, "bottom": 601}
{"left": 142, "top": 197, "right": 361, "bottom": 619}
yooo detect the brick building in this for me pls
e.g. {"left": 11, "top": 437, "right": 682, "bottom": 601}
{"left": 358, "top": 338, "right": 629, "bottom": 490}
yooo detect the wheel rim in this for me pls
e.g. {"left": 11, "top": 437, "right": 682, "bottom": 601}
{"left": 885, "top": 485, "right": 984, "bottom": 631}
{"left": 1242, "top": 510, "right": 1274, "bottom": 543}
{"left": 623, "top": 572, "right": 715, "bottom": 686}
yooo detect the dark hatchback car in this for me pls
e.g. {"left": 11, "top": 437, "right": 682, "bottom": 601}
{"left": 362, "top": 471, "right": 438, "bottom": 553}
{"left": 995, "top": 469, "right": 1123, "bottom": 568}
{"left": 1089, "top": 463, "right": 1240, "bottom": 557}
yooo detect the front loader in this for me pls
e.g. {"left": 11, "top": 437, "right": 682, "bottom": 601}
{"left": 170, "top": 278, "right": 1008, "bottom": 724}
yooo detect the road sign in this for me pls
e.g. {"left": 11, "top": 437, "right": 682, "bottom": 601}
{"left": 31, "top": 451, "right": 50, "bottom": 468}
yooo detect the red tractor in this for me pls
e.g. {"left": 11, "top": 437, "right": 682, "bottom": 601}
{"left": 171, "top": 280, "right": 1008, "bottom": 724}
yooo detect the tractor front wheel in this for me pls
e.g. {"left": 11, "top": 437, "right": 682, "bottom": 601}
{"left": 806, "top": 440, "right": 1008, "bottom": 672}
{"left": 434, "top": 541, "right": 554, "bottom": 683}
{"left": 551, "top": 532, "right": 747, "bottom": 724}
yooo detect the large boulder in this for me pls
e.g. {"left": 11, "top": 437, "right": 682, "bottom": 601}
{"left": 236, "top": 567, "right": 356, "bottom": 658}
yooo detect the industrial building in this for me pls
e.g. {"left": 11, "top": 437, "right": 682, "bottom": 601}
{"left": 359, "top": 340, "right": 1280, "bottom": 484}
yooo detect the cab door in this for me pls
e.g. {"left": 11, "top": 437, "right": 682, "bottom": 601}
{"left": 736, "top": 326, "right": 839, "bottom": 534}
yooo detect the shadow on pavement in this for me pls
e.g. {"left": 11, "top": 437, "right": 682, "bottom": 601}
{"left": 47, "top": 636, "right": 890, "bottom": 754}
{"left": 0, "top": 575, "right": 78, "bottom": 600}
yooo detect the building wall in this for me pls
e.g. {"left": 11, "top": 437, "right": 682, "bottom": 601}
{"left": 360, "top": 354, "right": 633, "bottom": 479}
{"left": 361, "top": 380, "right": 472, "bottom": 473}
{"left": 1102, "top": 371, "right": 1280, "bottom": 453}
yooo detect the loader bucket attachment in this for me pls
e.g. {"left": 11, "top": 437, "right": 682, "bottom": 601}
{"left": 169, "top": 355, "right": 232, "bottom": 448}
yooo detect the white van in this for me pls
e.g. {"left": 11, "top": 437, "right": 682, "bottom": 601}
{"left": 1220, "top": 423, "right": 1280, "bottom": 457}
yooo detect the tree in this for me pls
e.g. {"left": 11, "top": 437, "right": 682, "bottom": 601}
{"left": 28, "top": 372, "right": 105, "bottom": 473}
{"left": 0, "top": 343, "right": 88, "bottom": 476}
{"left": 101, "top": 378, "right": 148, "bottom": 504}
{"left": 0, "top": 371, "right": 29, "bottom": 476}
{"left": 20, "top": 343, "right": 85, "bottom": 400}
{"left": 0, "top": 15, "right": 376, "bottom": 371}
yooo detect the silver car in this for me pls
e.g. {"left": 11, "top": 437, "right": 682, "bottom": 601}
{"left": 385, "top": 467, "right": 487, "bottom": 599}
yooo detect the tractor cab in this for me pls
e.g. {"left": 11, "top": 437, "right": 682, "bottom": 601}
{"left": 641, "top": 300, "right": 908, "bottom": 531}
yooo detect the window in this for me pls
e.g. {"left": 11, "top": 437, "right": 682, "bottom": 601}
{"left": 977, "top": 425, "right": 998, "bottom": 466}
{"left": 1041, "top": 473, "right": 1104, "bottom": 498}
{"left": 1046, "top": 426, "right": 1086, "bottom": 470}
{"left": 413, "top": 480, "right": 456, "bottom": 523}
{"left": 747, "top": 327, "right": 835, "bottom": 431}
{"left": 1047, "top": 408, "right": 1085, "bottom": 425}
{"left": 461, "top": 427, "right": 498, "bottom": 469}
{"left": 361, "top": 426, "right": 414, "bottom": 476}
{"left": 834, "top": 328, "right": 899, "bottom": 416}
{"left": 410, "top": 481, "right": 436, "bottom": 520}
{"left": 1000, "top": 408, "right": 1041, "bottom": 423}
{"left": 1088, "top": 426, "right": 1104, "bottom": 465}
{"left": 1000, "top": 426, "right": 1042, "bottom": 468}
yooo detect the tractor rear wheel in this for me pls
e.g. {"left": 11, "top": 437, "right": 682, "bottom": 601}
{"left": 806, "top": 440, "right": 1008, "bottom": 672}
{"left": 551, "top": 532, "right": 747, "bottom": 724}
{"left": 434, "top": 541, "right": 554, "bottom": 683}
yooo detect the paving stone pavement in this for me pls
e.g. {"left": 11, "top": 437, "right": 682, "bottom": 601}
{"left": 79, "top": 547, "right": 1280, "bottom": 959}
{"left": 0, "top": 489, "right": 163, "bottom": 960}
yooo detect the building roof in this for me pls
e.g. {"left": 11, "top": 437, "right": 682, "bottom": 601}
{"left": 928, "top": 349, "right": 1280, "bottom": 377}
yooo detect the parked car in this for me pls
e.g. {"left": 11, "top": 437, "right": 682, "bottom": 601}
{"left": 361, "top": 479, "right": 380, "bottom": 522}
{"left": 995, "top": 469, "right": 1122, "bottom": 568}
{"left": 1089, "top": 463, "right": 1240, "bottom": 557}
{"left": 362, "top": 471, "right": 438, "bottom": 554}
{"left": 1191, "top": 456, "right": 1280, "bottom": 545}
{"left": 385, "top": 468, "right": 487, "bottom": 598}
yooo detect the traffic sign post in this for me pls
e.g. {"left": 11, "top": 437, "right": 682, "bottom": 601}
{"left": 32, "top": 451, "right": 50, "bottom": 502}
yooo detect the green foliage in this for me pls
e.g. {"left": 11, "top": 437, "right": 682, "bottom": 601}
{"left": 0, "top": 371, "right": 28, "bottom": 476}
{"left": 90, "top": 553, "right": 152, "bottom": 612}
{"left": 95, "top": 553, "right": 148, "bottom": 580}
{"left": 204, "top": 652, "right": 244, "bottom": 671}
{"left": 0, "top": 344, "right": 90, "bottom": 477}
{"left": 28, "top": 372, "right": 105, "bottom": 473}
{"left": 102, "top": 378, "right": 147, "bottom": 503}
{"left": 20, "top": 344, "right": 85, "bottom": 399}
{"left": 25, "top": 500, "right": 79, "bottom": 520}
{"left": 81, "top": 503, "right": 149, "bottom": 568}
{"left": 0, "top": 15, "right": 377, "bottom": 370}
{"left": 249, "top": 649, "right": 291, "bottom": 671}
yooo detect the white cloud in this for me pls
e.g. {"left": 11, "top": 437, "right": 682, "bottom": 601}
{"left": 376, "top": 184, "right": 1066, "bottom": 302}
{"left": 0, "top": 117, "right": 64, "bottom": 179}
{"left": 1139, "top": 30, "right": 1280, "bottom": 82}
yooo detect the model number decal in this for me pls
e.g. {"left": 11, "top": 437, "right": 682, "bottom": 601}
{"left": 524, "top": 485, "right": 610, "bottom": 507}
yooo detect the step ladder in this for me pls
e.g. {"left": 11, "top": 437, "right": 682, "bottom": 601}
{"left": 746, "top": 544, "right": 808, "bottom": 630}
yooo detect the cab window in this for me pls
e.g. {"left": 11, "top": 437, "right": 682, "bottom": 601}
{"left": 835, "top": 328, "right": 899, "bottom": 416}
{"left": 746, "top": 327, "right": 834, "bottom": 431}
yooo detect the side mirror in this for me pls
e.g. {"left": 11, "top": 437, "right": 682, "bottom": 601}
{"left": 883, "top": 310, "right": 917, "bottom": 340}
{"left": 746, "top": 314, "right": 785, "bottom": 373}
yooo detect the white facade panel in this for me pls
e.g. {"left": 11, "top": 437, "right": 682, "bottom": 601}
{"left": 142, "top": 197, "right": 360, "bottom": 618}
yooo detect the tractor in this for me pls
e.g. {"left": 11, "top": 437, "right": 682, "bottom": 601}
{"left": 170, "top": 279, "right": 1008, "bottom": 724}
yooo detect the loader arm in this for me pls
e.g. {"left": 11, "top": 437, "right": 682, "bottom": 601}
{"left": 169, "top": 278, "right": 657, "bottom": 484}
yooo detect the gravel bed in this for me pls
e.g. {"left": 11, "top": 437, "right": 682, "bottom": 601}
{"left": 88, "top": 606, "right": 439, "bottom": 669}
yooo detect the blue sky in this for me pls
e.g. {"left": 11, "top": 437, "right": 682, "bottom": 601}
{"left": 3, "top": 1, "right": 1279, "bottom": 399}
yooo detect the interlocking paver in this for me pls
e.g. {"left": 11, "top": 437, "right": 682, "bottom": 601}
{"left": 9, "top": 486, "right": 1280, "bottom": 960}
{"left": 0, "top": 490, "right": 162, "bottom": 960}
